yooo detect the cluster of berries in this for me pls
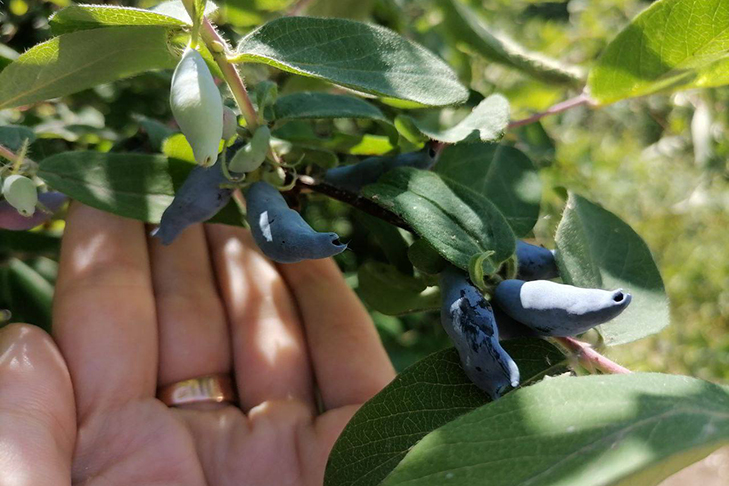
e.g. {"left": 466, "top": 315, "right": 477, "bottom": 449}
{"left": 440, "top": 242, "right": 631, "bottom": 399}
{"left": 160, "top": 45, "right": 632, "bottom": 400}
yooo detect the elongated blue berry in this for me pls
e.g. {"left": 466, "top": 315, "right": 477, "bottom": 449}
{"left": 245, "top": 181, "right": 347, "bottom": 263}
{"left": 440, "top": 266, "right": 520, "bottom": 399}
{"left": 516, "top": 240, "right": 559, "bottom": 281}
{"left": 323, "top": 147, "right": 436, "bottom": 192}
{"left": 152, "top": 159, "right": 233, "bottom": 245}
{"left": 492, "top": 302, "right": 536, "bottom": 341}
{"left": 170, "top": 47, "right": 224, "bottom": 167}
{"left": 494, "top": 279, "right": 632, "bottom": 337}
{"left": 0, "top": 191, "right": 66, "bottom": 230}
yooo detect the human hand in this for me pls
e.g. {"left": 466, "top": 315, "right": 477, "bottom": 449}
{"left": 0, "top": 203, "right": 395, "bottom": 486}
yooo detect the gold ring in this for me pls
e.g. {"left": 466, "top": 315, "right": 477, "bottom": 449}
{"left": 157, "top": 373, "right": 236, "bottom": 407}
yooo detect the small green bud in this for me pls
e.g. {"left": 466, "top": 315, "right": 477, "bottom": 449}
{"left": 2, "top": 175, "right": 38, "bottom": 217}
{"left": 170, "top": 47, "right": 224, "bottom": 167}
{"left": 222, "top": 106, "right": 239, "bottom": 140}
{"left": 228, "top": 126, "right": 271, "bottom": 174}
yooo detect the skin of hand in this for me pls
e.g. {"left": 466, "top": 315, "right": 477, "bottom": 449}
{"left": 0, "top": 202, "right": 395, "bottom": 486}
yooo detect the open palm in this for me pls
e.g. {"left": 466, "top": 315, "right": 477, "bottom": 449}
{"left": 0, "top": 203, "right": 395, "bottom": 486}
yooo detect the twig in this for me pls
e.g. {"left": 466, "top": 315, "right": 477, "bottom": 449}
{"left": 295, "top": 175, "right": 411, "bottom": 230}
{"left": 556, "top": 336, "right": 632, "bottom": 375}
{"left": 200, "top": 20, "right": 259, "bottom": 130}
{"left": 508, "top": 93, "right": 591, "bottom": 129}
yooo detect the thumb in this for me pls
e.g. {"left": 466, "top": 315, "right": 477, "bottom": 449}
{"left": 0, "top": 324, "right": 76, "bottom": 486}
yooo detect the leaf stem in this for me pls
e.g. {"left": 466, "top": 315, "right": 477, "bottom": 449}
{"left": 181, "top": 1, "right": 259, "bottom": 130}
{"left": 508, "top": 93, "right": 592, "bottom": 129}
{"left": 556, "top": 336, "right": 632, "bottom": 375}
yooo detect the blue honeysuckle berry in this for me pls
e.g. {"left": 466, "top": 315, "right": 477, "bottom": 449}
{"left": 494, "top": 279, "right": 632, "bottom": 337}
{"left": 323, "top": 146, "right": 437, "bottom": 193}
{"left": 440, "top": 265, "right": 520, "bottom": 399}
{"left": 0, "top": 191, "right": 66, "bottom": 230}
{"left": 516, "top": 240, "right": 559, "bottom": 281}
{"left": 170, "top": 46, "right": 224, "bottom": 167}
{"left": 245, "top": 181, "right": 347, "bottom": 263}
{"left": 152, "top": 158, "right": 233, "bottom": 245}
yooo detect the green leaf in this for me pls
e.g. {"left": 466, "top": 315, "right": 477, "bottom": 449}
{"left": 6, "top": 258, "right": 54, "bottom": 332}
{"left": 37, "top": 151, "right": 243, "bottom": 226}
{"left": 588, "top": 0, "right": 729, "bottom": 105}
{"left": 358, "top": 261, "right": 439, "bottom": 316}
{"left": 436, "top": 0, "right": 583, "bottom": 86}
{"left": 0, "top": 27, "right": 177, "bottom": 110}
{"left": 235, "top": 17, "right": 468, "bottom": 107}
{"left": 272, "top": 92, "right": 390, "bottom": 123}
{"left": 554, "top": 193, "right": 669, "bottom": 346}
{"left": 381, "top": 373, "right": 729, "bottom": 486}
{"left": 436, "top": 142, "right": 541, "bottom": 237}
{"left": 50, "top": 5, "right": 185, "bottom": 34}
{"left": 407, "top": 239, "right": 448, "bottom": 275}
{"left": 363, "top": 167, "right": 516, "bottom": 270}
{"left": 0, "top": 125, "right": 36, "bottom": 152}
{"left": 399, "top": 94, "right": 510, "bottom": 144}
{"left": 355, "top": 211, "right": 413, "bottom": 276}
{"left": 48, "top": 1, "right": 219, "bottom": 34}
{"left": 324, "top": 341, "right": 568, "bottom": 486}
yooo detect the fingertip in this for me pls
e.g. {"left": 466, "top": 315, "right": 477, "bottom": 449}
{"left": 0, "top": 323, "right": 76, "bottom": 485}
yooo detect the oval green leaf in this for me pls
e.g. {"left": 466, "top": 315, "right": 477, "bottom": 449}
{"left": 0, "top": 26, "right": 177, "bottom": 110}
{"left": 363, "top": 167, "right": 516, "bottom": 270}
{"left": 235, "top": 17, "right": 468, "bottom": 107}
{"left": 399, "top": 94, "right": 510, "bottom": 144}
{"left": 381, "top": 373, "right": 729, "bottom": 486}
{"left": 37, "top": 151, "right": 243, "bottom": 226}
{"left": 272, "top": 92, "right": 390, "bottom": 123}
{"left": 436, "top": 142, "right": 541, "bottom": 237}
{"left": 554, "top": 193, "right": 670, "bottom": 346}
{"left": 588, "top": 0, "right": 729, "bottom": 105}
{"left": 324, "top": 341, "right": 568, "bottom": 486}
{"left": 358, "top": 261, "right": 440, "bottom": 316}
{"left": 436, "top": 0, "right": 583, "bottom": 86}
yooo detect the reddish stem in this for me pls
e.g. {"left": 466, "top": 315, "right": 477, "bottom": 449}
{"left": 557, "top": 336, "right": 632, "bottom": 375}
{"left": 508, "top": 93, "right": 591, "bottom": 129}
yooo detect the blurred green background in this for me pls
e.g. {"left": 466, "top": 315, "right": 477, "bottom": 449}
{"left": 1, "top": 0, "right": 726, "bottom": 382}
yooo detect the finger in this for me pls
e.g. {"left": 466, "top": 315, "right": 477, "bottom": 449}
{"left": 148, "top": 224, "right": 231, "bottom": 388}
{"left": 206, "top": 224, "right": 314, "bottom": 412}
{"left": 0, "top": 324, "right": 76, "bottom": 486}
{"left": 278, "top": 258, "right": 395, "bottom": 409}
{"left": 53, "top": 203, "right": 157, "bottom": 418}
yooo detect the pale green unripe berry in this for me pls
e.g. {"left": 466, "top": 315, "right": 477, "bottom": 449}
{"left": 222, "top": 106, "right": 238, "bottom": 140}
{"left": 2, "top": 175, "right": 38, "bottom": 217}
{"left": 228, "top": 126, "right": 270, "bottom": 173}
{"left": 170, "top": 47, "right": 223, "bottom": 167}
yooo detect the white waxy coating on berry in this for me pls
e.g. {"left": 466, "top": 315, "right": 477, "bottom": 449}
{"left": 2, "top": 175, "right": 38, "bottom": 217}
{"left": 170, "top": 47, "right": 224, "bottom": 167}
